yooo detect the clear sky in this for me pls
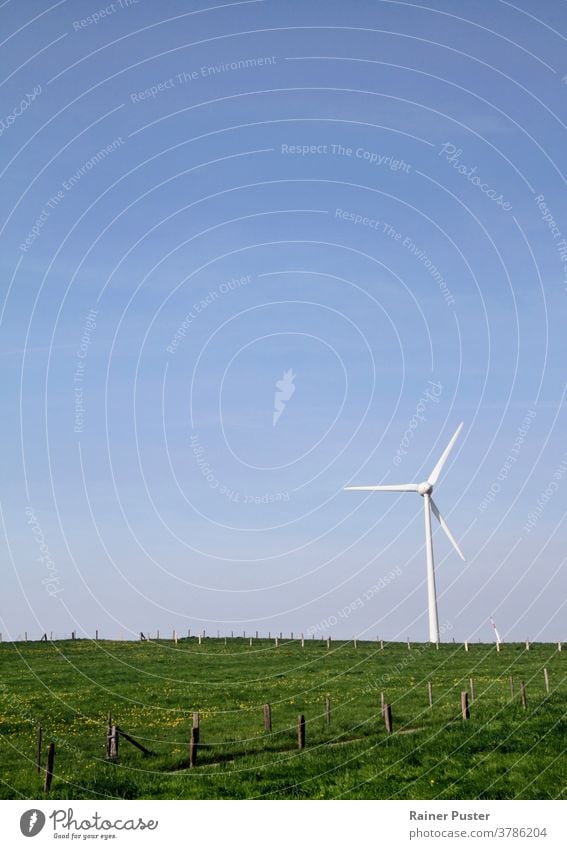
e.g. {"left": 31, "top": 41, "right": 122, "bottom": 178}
{"left": 1, "top": 0, "right": 566, "bottom": 642}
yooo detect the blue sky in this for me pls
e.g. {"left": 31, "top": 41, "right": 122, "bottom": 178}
{"left": 0, "top": 0, "right": 566, "bottom": 642}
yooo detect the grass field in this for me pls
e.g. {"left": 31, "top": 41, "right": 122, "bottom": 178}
{"left": 1, "top": 637, "right": 565, "bottom": 800}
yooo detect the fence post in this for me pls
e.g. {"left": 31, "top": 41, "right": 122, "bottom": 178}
{"left": 520, "top": 681, "right": 527, "bottom": 709}
{"left": 469, "top": 678, "right": 475, "bottom": 703}
{"left": 189, "top": 726, "right": 198, "bottom": 768}
{"left": 263, "top": 704, "right": 272, "bottom": 732}
{"left": 384, "top": 704, "right": 393, "bottom": 735}
{"left": 428, "top": 682, "right": 433, "bottom": 708}
{"left": 43, "top": 742, "right": 55, "bottom": 792}
{"left": 381, "top": 691, "right": 385, "bottom": 716}
{"left": 298, "top": 714, "right": 306, "bottom": 750}
{"left": 461, "top": 691, "right": 470, "bottom": 720}
{"left": 106, "top": 712, "right": 112, "bottom": 758}
{"left": 544, "top": 668, "right": 549, "bottom": 694}
{"left": 509, "top": 676, "right": 515, "bottom": 698}
{"left": 325, "top": 696, "right": 331, "bottom": 725}
{"left": 192, "top": 712, "right": 200, "bottom": 744}
{"left": 35, "top": 724, "right": 42, "bottom": 774}
{"left": 109, "top": 725, "right": 119, "bottom": 761}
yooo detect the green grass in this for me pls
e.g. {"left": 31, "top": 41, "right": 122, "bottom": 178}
{"left": 0, "top": 638, "right": 565, "bottom": 799}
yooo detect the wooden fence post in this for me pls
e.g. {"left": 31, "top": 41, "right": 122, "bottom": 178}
{"left": 189, "top": 726, "right": 198, "bottom": 768}
{"left": 298, "top": 714, "right": 306, "bottom": 750}
{"left": 509, "top": 676, "right": 515, "bottom": 698}
{"left": 106, "top": 712, "right": 112, "bottom": 758}
{"left": 520, "top": 680, "right": 527, "bottom": 709}
{"left": 461, "top": 691, "right": 470, "bottom": 720}
{"left": 325, "top": 696, "right": 331, "bottom": 725}
{"left": 544, "top": 668, "right": 549, "bottom": 694}
{"left": 384, "top": 704, "right": 393, "bottom": 735}
{"left": 35, "top": 724, "right": 42, "bottom": 774}
{"left": 381, "top": 691, "right": 385, "bottom": 716}
{"left": 192, "top": 712, "right": 200, "bottom": 744}
{"left": 43, "top": 742, "right": 55, "bottom": 792}
{"left": 263, "top": 704, "right": 272, "bottom": 732}
{"left": 428, "top": 682, "right": 433, "bottom": 708}
{"left": 109, "top": 725, "right": 119, "bottom": 761}
{"left": 469, "top": 678, "right": 475, "bottom": 704}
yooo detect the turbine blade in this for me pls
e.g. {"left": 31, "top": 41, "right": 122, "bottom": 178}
{"left": 344, "top": 484, "right": 419, "bottom": 492}
{"left": 430, "top": 498, "right": 465, "bottom": 560}
{"left": 428, "top": 422, "right": 463, "bottom": 486}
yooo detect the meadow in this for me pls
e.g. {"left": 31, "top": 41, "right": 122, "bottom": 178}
{"left": 0, "top": 637, "right": 565, "bottom": 800}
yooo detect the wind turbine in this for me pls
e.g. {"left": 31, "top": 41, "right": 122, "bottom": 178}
{"left": 345, "top": 423, "right": 465, "bottom": 644}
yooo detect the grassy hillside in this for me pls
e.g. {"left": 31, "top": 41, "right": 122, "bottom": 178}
{"left": 0, "top": 638, "right": 565, "bottom": 799}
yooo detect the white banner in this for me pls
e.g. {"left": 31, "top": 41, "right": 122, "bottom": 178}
{"left": 1, "top": 800, "right": 565, "bottom": 848}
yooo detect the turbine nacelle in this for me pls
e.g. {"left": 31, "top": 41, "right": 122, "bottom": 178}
{"left": 417, "top": 481, "right": 433, "bottom": 496}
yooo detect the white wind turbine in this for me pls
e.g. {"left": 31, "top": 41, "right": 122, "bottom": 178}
{"left": 345, "top": 423, "right": 465, "bottom": 644}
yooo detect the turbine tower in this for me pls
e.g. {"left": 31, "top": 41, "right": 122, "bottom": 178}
{"left": 345, "top": 423, "right": 465, "bottom": 643}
